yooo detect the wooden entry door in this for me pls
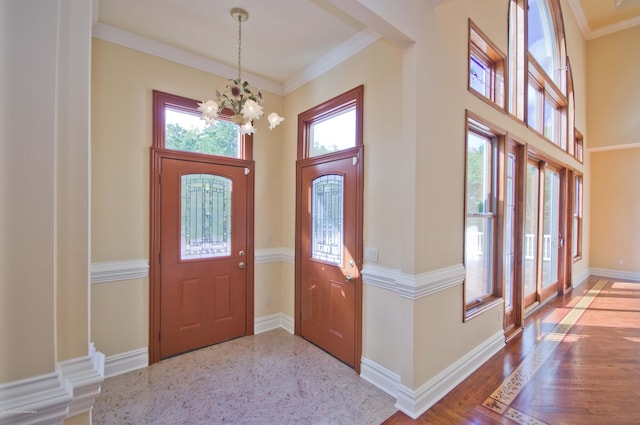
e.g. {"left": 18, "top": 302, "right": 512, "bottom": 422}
{"left": 296, "top": 148, "right": 363, "bottom": 370}
{"left": 159, "top": 157, "right": 249, "bottom": 359}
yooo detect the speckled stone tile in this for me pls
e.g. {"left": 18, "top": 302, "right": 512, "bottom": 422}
{"left": 93, "top": 330, "right": 397, "bottom": 425}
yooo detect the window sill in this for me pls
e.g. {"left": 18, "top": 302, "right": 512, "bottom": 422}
{"left": 464, "top": 297, "right": 503, "bottom": 322}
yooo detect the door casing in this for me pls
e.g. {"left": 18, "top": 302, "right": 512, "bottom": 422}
{"left": 149, "top": 148, "right": 255, "bottom": 364}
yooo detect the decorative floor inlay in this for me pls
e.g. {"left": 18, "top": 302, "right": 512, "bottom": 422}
{"left": 483, "top": 279, "right": 607, "bottom": 425}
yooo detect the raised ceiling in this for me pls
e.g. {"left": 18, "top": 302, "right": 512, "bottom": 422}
{"left": 571, "top": 0, "right": 640, "bottom": 38}
{"left": 93, "top": 0, "right": 640, "bottom": 94}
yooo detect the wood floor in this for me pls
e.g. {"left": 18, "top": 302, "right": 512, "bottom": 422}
{"left": 383, "top": 276, "right": 640, "bottom": 425}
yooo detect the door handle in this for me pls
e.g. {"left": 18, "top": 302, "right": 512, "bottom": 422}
{"left": 238, "top": 262, "right": 246, "bottom": 269}
{"left": 345, "top": 274, "right": 353, "bottom": 282}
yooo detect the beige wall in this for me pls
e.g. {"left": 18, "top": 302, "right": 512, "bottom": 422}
{"left": 587, "top": 26, "right": 640, "bottom": 274}
{"left": 586, "top": 26, "right": 640, "bottom": 149}
{"left": 590, "top": 149, "right": 640, "bottom": 272}
{"left": 91, "top": 0, "right": 596, "bottom": 399}
{"left": 91, "top": 38, "right": 287, "bottom": 355}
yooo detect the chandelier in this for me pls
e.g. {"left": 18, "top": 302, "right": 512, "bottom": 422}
{"left": 198, "top": 7, "right": 284, "bottom": 135}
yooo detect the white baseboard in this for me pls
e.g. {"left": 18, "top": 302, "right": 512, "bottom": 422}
{"left": 0, "top": 345, "right": 104, "bottom": 425}
{"left": 590, "top": 268, "right": 640, "bottom": 282}
{"left": 254, "top": 313, "right": 294, "bottom": 335}
{"left": 104, "top": 348, "right": 148, "bottom": 378}
{"left": 395, "top": 331, "right": 505, "bottom": 419}
{"left": 360, "top": 357, "right": 400, "bottom": 398}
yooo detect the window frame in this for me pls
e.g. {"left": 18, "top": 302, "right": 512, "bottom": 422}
{"left": 574, "top": 129, "right": 584, "bottom": 163}
{"left": 297, "top": 86, "right": 363, "bottom": 160}
{"left": 152, "top": 90, "right": 253, "bottom": 160}
{"left": 468, "top": 20, "right": 506, "bottom": 111}
{"left": 464, "top": 112, "right": 506, "bottom": 321}
{"left": 572, "top": 173, "right": 583, "bottom": 262}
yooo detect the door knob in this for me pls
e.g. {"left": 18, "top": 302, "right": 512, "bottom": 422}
{"left": 345, "top": 274, "right": 353, "bottom": 281}
{"left": 239, "top": 262, "right": 246, "bottom": 269}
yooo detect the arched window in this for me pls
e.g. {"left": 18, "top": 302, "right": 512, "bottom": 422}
{"left": 509, "top": 0, "right": 571, "bottom": 151}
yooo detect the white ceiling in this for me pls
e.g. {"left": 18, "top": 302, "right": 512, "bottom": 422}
{"left": 94, "top": 0, "right": 640, "bottom": 95}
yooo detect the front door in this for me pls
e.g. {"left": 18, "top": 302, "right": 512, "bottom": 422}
{"left": 297, "top": 149, "right": 362, "bottom": 369}
{"left": 159, "top": 157, "right": 248, "bottom": 358}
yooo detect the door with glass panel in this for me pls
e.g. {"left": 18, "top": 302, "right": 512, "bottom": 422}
{"left": 298, "top": 151, "right": 360, "bottom": 368}
{"left": 295, "top": 86, "right": 363, "bottom": 370}
{"left": 159, "top": 158, "right": 248, "bottom": 358}
{"left": 524, "top": 159, "right": 564, "bottom": 310}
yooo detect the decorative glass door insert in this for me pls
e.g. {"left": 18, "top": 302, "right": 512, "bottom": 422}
{"left": 311, "top": 175, "right": 344, "bottom": 265}
{"left": 180, "top": 174, "right": 231, "bottom": 260}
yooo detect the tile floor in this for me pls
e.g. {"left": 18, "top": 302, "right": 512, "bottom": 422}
{"left": 93, "top": 329, "right": 397, "bottom": 425}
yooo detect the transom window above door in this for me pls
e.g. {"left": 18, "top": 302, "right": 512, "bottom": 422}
{"left": 153, "top": 90, "right": 253, "bottom": 160}
{"left": 309, "top": 108, "right": 356, "bottom": 157}
{"left": 165, "top": 108, "right": 241, "bottom": 158}
{"left": 299, "top": 85, "right": 363, "bottom": 159}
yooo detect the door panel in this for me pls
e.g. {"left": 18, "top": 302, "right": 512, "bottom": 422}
{"left": 298, "top": 152, "right": 359, "bottom": 368}
{"left": 160, "top": 158, "right": 247, "bottom": 359}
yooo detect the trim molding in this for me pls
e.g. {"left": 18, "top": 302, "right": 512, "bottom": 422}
{"left": 91, "top": 259, "right": 149, "bottom": 284}
{"left": 92, "top": 23, "right": 283, "bottom": 96}
{"left": 254, "top": 313, "right": 295, "bottom": 335}
{"left": 360, "top": 357, "right": 400, "bottom": 398}
{"left": 590, "top": 268, "right": 640, "bottom": 282}
{"left": 58, "top": 344, "right": 105, "bottom": 418}
{"left": 92, "top": 249, "right": 293, "bottom": 285}
{"left": 104, "top": 348, "right": 149, "bottom": 379}
{"left": 255, "top": 248, "right": 295, "bottom": 265}
{"left": 395, "top": 331, "right": 505, "bottom": 419}
{"left": 568, "top": 0, "right": 640, "bottom": 40}
{"left": 589, "top": 142, "right": 640, "bottom": 152}
{"left": 0, "top": 346, "right": 105, "bottom": 425}
{"left": 362, "top": 263, "right": 465, "bottom": 299}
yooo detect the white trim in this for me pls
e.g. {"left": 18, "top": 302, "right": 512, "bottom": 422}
{"left": 92, "top": 23, "right": 283, "bottom": 96}
{"left": 572, "top": 270, "right": 591, "bottom": 288}
{"left": 255, "top": 248, "right": 295, "bottom": 265}
{"left": 58, "top": 344, "right": 105, "bottom": 418}
{"left": 567, "top": 0, "right": 590, "bottom": 38}
{"left": 568, "top": 0, "right": 640, "bottom": 40}
{"left": 360, "top": 357, "right": 400, "bottom": 398}
{"left": 394, "top": 331, "right": 505, "bottom": 419}
{"left": 0, "top": 373, "right": 70, "bottom": 425}
{"left": 104, "top": 348, "right": 149, "bottom": 378}
{"left": 283, "top": 28, "right": 381, "bottom": 95}
{"left": 0, "top": 346, "right": 105, "bottom": 425}
{"left": 91, "top": 259, "right": 149, "bottom": 284}
{"left": 590, "top": 268, "right": 640, "bottom": 282}
{"left": 254, "top": 313, "right": 295, "bottom": 335}
{"left": 588, "top": 16, "right": 640, "bottom": 40}
{"left": 362, "top": 264, "right": 465, "bottom": 299}
{"left": 589, "top": 142, "right": 640, "bottom": 152}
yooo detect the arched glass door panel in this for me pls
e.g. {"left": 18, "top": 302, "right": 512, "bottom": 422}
{"left": 180, "top": 174, "right": 232, "bottom": 260}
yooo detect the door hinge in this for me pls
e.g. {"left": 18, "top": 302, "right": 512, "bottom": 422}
{"left": 158, "top": 331, "right": 161, "bottom": 342}
{"left": 159, "top": 174, "right": 162, "bottom": 185}
{"left": 244, "top": 167, "right": 250, "bottom": 175}
{"left": 158, "top": 253, "right": 161, "bottom": 264}
{"left": 352, "top": 156, "right": 358, "bottom": 165}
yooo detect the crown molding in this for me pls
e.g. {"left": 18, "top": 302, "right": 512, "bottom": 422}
{"left": 589, "top": 142, "right": 640, "bottom": 152}
{"left": 283, "top": 28, "right": 381, "bottom": 95}
{"left": 92, "top": 23, "right": 284, "bottom": 96}
{"left": 568, "top": 0, "right": 640, "bottom": 40}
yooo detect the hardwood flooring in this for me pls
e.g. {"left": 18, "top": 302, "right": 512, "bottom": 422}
{"left": 382, "top": 276, "right": 640, "bottom": 425}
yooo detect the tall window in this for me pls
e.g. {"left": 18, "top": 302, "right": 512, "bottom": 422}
{"left": 464, "top": 116, "right": 503, "bottom": 317}
{"left": 572, "top": 174, "right": 583, "bottom": 260}
{"left": 510, "top": 0, "right": 570, "bottom": 151}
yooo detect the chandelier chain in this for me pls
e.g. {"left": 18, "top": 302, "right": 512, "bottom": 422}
{"left": 237, "top": 13, "right": 242, "bottom": 83}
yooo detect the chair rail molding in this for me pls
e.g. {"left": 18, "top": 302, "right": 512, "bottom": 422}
{"left": 362, "top": 263, "right": 466, "bottom": 299}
